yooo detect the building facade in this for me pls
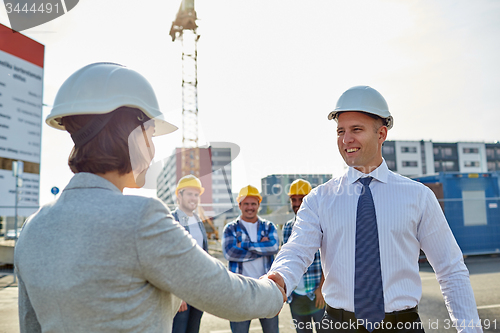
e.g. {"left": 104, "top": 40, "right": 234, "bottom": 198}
{"left": 383, "top": 140, "right": 500, "bottom": 177}
{"left": 156, "top": 146, "right": 233, "bottom": 217}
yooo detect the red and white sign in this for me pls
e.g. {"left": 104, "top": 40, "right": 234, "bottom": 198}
{"left": 0, "top": 23, "right": 44, "bottom": 217}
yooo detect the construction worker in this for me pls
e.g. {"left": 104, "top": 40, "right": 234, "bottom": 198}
{"left": 172, "top": 174, "right": 208, "bottom": 333}
{"left": 268, "top": 85, "right": 482, "bottom": 333}
{"left": 222, "top": 185, "right": 280, "bottom": 333}
{"left": 15, "top": 63, "right": 286, "bottom": 333}
{"left": 283, "top": 179, "right": 326, "bottom": 333}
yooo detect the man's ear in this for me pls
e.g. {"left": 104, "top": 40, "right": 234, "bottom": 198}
{"left": 378, "top": 126, "right": 388, "bottom": 143}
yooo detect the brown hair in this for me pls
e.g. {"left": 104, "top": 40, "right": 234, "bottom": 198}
{"left": 337, "top": 111, "right": 385, "bottom": 132}
{"left": 62, "top": 107, "right": 146, "bottom": 175}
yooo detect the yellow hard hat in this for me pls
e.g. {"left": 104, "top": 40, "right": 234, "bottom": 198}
{"left": 288, "top": 179, "right": 312, "bottom": 196}
{"left": 237, "top": 185, "right": 262, "bottom": 203}
{"left": 176, "top": 175, "right": 204, "bottom": 196}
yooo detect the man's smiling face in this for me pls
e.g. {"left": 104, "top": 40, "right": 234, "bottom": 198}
{"left": 336, "top": 111, "right": 387, "bottom": 174}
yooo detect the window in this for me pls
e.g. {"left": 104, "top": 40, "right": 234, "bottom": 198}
{"left": 382, "top": 146, "right": 394, "bottom": 154}
{"left": 443, "top": 147, "right": 453, "bottom": 156}
{"left": 464, "top": 161, "right": 480, "bottom": 167}
{"left": 487, "top": 161, "right": 496, "bottom": 171}
{"left": 463, "top": 148, "right": 479, "bottom": 154}
{"left": 402, "top": 161, "right": 418, "bottom": 167}
{"left": 212, "top": 160, "right": 228, "bottom": 166}
{"left": 486, "top": 148, "right": 495, "bottom": 158}
{"left": 433, "top": 147, "right": 453, "bottom": 157}
{"left": 213, "top": 150, "right": 231, "bottom": 157}
{"left": 401, "top": 146, "right": 417, "bottom": 153}
{"left": 386, "top": 160, "right": 396, "bottom": 169}
{"left": 442, "top": 161, "right": 455, "bottom": 171}
{"left": 435, "top": 161, "right": 456, "bottom": 171}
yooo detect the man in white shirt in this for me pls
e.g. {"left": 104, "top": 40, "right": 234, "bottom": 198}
{"left": 172, "top": 175, "right": 209, "bottom": 333}
{"left": 222, "top": 185, "right": 280, "bottom": 333}
{"left": 268, "top": 86, "right": 483, "bottom": 333}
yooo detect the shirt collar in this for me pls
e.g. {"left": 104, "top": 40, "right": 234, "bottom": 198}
{"left": 346, "top": 159, "right": 389, "bottom": 185}
{"left": 238, "top": 216, "right": 262, "bottom": 224}
{"left": 174, "top": 207, "right": 199, "bottom": 221}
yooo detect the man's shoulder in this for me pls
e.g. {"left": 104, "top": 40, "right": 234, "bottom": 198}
{"left": 387, "top": 170, "right": 429, "bottom": 190}
{"left": 258, "top": 218, "right": 277, "bottom": 228}
{"left": 171, "top": 207, "right": 180, "bottom": 219}
{"left": 284, "top": 218, "right": 295, "bottom": 227}
{"left": 304, "top": 176, "right": 344, "bottom": 200}
{"left": 223, "top": 219, "right": 240, "bottom": 230}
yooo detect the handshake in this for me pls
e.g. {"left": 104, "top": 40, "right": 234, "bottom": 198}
{"left": 261, "top": 272, "right": 287, "bottom": 303}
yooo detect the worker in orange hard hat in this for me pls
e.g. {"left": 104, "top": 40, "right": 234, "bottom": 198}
{"left": 222, "top": 185, "right": 280, "bottom": 333}
{"left": 283, "top": 179, "right": 326, "bottom": 333}
{"left": 172, "top": 174, "right": 208, "bottom": 333}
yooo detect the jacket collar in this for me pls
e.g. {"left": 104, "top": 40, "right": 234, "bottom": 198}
{"left": 64, "top": 172, "right": 122, "bottom": 194}
{"left": 173, "top": 207, "right": 200, "bottom": 223}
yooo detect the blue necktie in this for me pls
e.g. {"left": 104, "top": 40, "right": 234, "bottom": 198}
{"left": 354, "top": 177, "right": 385, "bottom": 331}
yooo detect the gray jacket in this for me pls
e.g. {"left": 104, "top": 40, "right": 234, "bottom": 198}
{"left": 15, "top": 173, "right": 283, "bottom": 332}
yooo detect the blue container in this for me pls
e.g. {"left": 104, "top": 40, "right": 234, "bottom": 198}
{"left": 413, "top": 172, "right": 500, "bottom": 255}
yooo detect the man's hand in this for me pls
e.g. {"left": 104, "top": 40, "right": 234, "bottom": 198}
{"left": 178, "top": 300, "right": 188, "bottom": 312}
{"left": 261, "top": 236, "right": 269, "bottom": 242}
{"left": 266, "top": 271, "right": 286, "bottom": 300}
{"left": 314, "top": 288, "right": 325, "bottom": 309}
{"left": 260, "top": 273, "right": 287, "bottom": 303}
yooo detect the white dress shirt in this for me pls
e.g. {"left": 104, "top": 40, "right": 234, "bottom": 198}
{"left": 271, "top": 161, "right": 482, "bottom": 332}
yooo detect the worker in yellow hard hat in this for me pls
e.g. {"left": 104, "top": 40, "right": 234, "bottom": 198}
{"left": 222, "top": 185, "right": 280, "bottom": 333}
{"left": 172, "top": 174, "right": 207, "bottom": 333}
{"left": 283, "top": 179, "right": 326, "bottom": 332}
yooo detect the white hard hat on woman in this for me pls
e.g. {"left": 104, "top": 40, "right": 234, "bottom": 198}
{"left": 45, "top": 62, "right": 178, "bottom": 187}
{"left": 15, "top": 62, "right": 285, "bottom": 332}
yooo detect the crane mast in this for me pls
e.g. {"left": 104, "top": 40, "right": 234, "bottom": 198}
{"left": 170, "top": 0, "right": 200, "bottom": 178}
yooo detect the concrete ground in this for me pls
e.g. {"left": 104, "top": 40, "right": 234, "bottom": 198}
{"left": 1, "top": 255, "right": 499, "bottom": 333}
{"left": 0, "top": 274, "right": 19, "bottom": 333}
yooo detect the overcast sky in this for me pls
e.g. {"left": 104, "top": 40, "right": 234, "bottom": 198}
{"left": 1, "top": 0, "right": 499, "bottom": 206}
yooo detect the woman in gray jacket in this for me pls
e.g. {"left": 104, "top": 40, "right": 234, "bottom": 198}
{"left": 14, "top": 63, "right": 285, "bottom": 333}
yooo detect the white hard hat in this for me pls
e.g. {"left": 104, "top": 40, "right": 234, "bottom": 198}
{"left": 327, "top": 85, "right": 393, "bottom": 129}
{"left": 46, "top": 62, "right": 178, "bottom": 136}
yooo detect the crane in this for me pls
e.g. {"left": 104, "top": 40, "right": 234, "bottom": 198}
{"left": 170, "top": 0, "right": 200, "bottom": 178}
{"left": 170, "top": 1, "right": 219, "bottom": 239}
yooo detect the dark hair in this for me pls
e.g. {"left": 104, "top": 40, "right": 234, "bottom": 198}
{"left": 63, "top": 107, "right": 146, "bottom": 175}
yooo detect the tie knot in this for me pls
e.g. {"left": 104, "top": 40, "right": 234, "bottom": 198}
{"left": 359, "top": 177, "right": 373, "bottom": 186}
